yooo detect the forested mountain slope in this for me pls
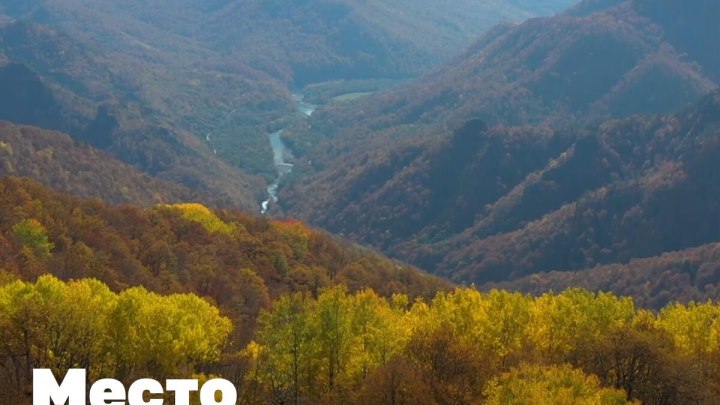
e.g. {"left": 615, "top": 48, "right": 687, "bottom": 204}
{"left": 0, "top": 22, "right": 267, "bottom": 207}
{"left": 280, "top": 0, "right": 720, "bottom": 288}
{"left": 0, "top": 176, "right": 448, "bottom": 343}
{"left": 285, "top": 89, "right": 720, "bottom": 296}
{"left": 0, "top": 121, "right": 207, "bottom": 206}
{"left": 0, "top": 0, "right": 579, "bottom": 181}
{"left": 303, "top": 0, "right": 719, "bottom": 156}
{"left": 0, "top": 0, "right": 577, "bottom": 85}
{"left": 496, "top": 241, "right": 720, "bottom": 309}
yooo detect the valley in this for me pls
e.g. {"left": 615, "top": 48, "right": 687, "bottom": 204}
{"left": 281, "top": 0, "right": 720, "bottom": 293}
{"left": 2, "top": 1, "right": 720, "bottom": 404}
{"left": 1, "top": 0, "right": 719, "bottom": 301}
{"left": 261, "top": 93, "right": 318, "bottom": 214}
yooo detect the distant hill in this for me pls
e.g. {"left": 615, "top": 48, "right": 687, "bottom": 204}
{"left": 0, "top": 22, "right": 266, "bottom": 208}
{"left": 0, "top": 0, "right": 577, "bottom": 85}
{"left": 0, "top": 0, "right": 578, "bottom": 178}
{"left": 304, "top": 0, "right": 719, "bottom": 156}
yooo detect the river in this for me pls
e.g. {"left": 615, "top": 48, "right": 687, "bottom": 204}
{"left": 260, "top": 94, "right": 317, "bottom": 214}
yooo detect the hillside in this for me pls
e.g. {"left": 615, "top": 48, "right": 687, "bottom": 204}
{"left": 0, "top": 121, "right": 206, "bottom": 206}
{"left": 0, "top": 176, "right": 449, "bottom": 345}
{"left": 301, "top": 0, "right": 719, "bottom": 160}
{"left": 495, "top": 241, "right": 720, "bottom": 310}
{"left": 438, "top": 91, "right": 720, "bottom": 284}
{"left": 0, "top": 176, "right": 451, "bottom": 404}
{"left": 0, "top": 0, "right": 577, "bottom": 85}
{"left": 285, "top": 87, "right": 720, "bottom": 293}
{"left": 0, "top": 0, "right": 579, "bottom": 181}
{"left": 0, "top": 22, "right": 268, "bottom": 207}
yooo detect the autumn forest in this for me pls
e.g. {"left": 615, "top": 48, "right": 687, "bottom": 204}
{"left": 1, "top": 0, "right": 720, "bottom": 404}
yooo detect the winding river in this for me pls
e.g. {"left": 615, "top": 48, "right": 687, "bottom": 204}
{"left": 260, "top": 94, "right": 317, "bottom": 214}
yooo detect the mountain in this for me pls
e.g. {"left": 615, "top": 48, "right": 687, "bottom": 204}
{"left": 0, "top": 0, "right": 579, "bottom": 180}
{"left": 0, "top": 121, "right": 205, "bottom": 206}
{"left": 301, "top": 0, "right": 719, "bottom": 159}
{"left": 0, "top": 22, "right": 267, "bottom": 208}
{"left": 285, "top": 85, "right": 720, "bottom": 291}
{"left": 278, "top": 0, "right": 720, "bottom": 284}
{"left": 0, "top": 0, "right": 578, "bottom": 85}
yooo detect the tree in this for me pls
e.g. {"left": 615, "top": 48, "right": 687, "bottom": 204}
{"left": 11, "top": 219, "right": 54, "bottom": 276}
{"left": 106, "top": 286, "right": 232, "bottom": 380}
{"left": 0, "top": 275, "right": 233, "bottom": 404}
{"left": 313, "top": 286, "right": 355, "bottom": 402}
{"left": 484, "top": 363, "right": 637, "bottom": 405}
{"left": 406, "top": 326, "right": 488, "bottom": 405}
{"left": 528, "top": 290, "right": 635, "bottom": 362}
{"left": 571, "top": 313, "right": 710, "bottom": 405}
{"left": 11, "top": 219, "right": 54, "bottom": 257}
{"left": 250, "top": 293, "right": 318, "bottom": 405}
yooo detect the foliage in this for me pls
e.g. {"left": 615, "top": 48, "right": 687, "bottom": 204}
{"left": 0, "top": 176, "right": 448, "bottom": 347}
{"left": 2, "top": 270, "right": 720, "bottom": 404}
{"left": 240, "top": 286, "right": 720, "bottom": 405}
{"left": 162, "top": 203, "right": 240, "bottom": 235}
{"left": 657, "top": 301, "right": 720, "bottom": 355}
{"left": 0, "top": 275, "right": 231, "bottom": 401}
{"left": 11, "top": 218, "right": 54, "bottom": 258}
{"left": 286, "top": 84, "right": 720, "bottom": 303}
{"left": 484, "top": 363, "right": 636, "bottom": 405}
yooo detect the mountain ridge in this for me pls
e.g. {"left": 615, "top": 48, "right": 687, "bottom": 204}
{"left": 285, "top": 84, "right": 720, "bottom": 289}
{"left": 300, "top": 0, "right": 719, "bottom": 160}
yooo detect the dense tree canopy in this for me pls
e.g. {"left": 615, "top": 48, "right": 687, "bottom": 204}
{"left": 0, "top": 176, "right": 447, "bottom": 346}
{"left": 239, "top": 286, "right": 720, "bottom": 405}
{"left": 0, "top": 275, "right": 231, "bottom": 403}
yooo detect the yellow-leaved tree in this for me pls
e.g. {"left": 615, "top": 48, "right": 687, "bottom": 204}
{"left": 484, "top": 363, "right": 637, "bottom": 405}
{"left": 0, "top": 275, "right": 232, "bottom": 402}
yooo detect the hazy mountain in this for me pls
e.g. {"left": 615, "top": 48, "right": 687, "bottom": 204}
{"left": 0, "top": 0, "right": 579, "bottom": 181}
{"left": 0, "top": 0, "right": 578, "bottom": 85}
{"left": 0, "top": 22, "right": 267, "bottom": 208}
{"left": 304, "top": 0, "right": 719, "bottom": 154}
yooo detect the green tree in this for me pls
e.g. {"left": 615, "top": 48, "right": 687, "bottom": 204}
{"left": 249, "top": 293, "right": 318, "bottom": 405}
